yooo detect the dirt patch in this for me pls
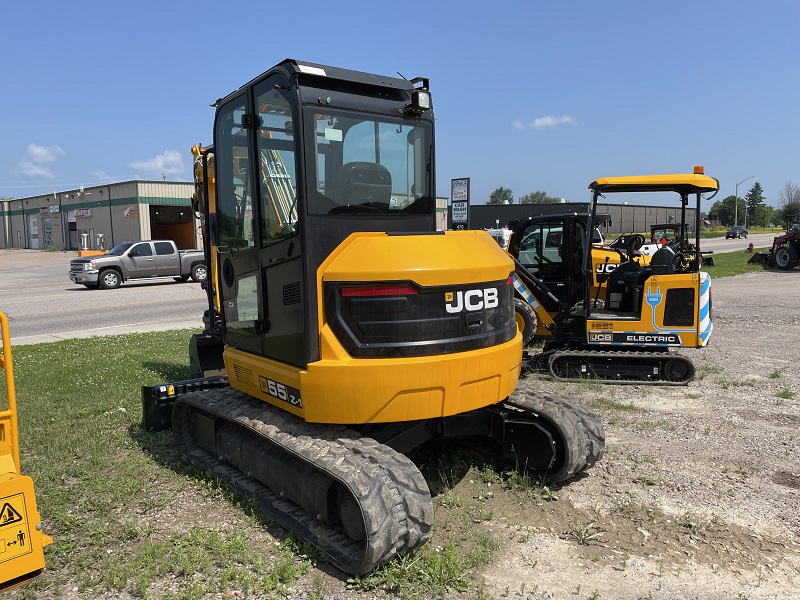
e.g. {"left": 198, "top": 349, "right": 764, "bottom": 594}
{"left": 478, "top": 271, "right": 800, "bottom": 599}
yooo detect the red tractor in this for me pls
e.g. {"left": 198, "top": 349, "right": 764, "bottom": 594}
{"left": 769, "top": 224, "right": 800, "bottom": 270}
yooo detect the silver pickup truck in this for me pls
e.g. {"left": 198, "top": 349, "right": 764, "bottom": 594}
{"left": 69, "top": 240, "right": 206, "bottom": 289}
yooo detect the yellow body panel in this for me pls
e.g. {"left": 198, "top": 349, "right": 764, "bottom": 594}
{"left": 224, "top": 334, "right": 522, "bottom": 424}
{"left": 223, "top": 230, "right": 523, "bottom": 424}
{"left": 1, "top": 311, "right": 51, "bottom": 591}
{"left": 586, "top": 272, "right": 709, "bottom": 349}
{"left": 0, "top": 474, "right": 52, "bottom": 591}
{"left": 320, "top": 230, "right": 515, "bottom": 288}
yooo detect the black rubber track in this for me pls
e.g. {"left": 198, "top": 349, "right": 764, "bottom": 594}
{"left": 507, "top": 379, "right": 605, "bottom": 482}
{"left": 172, "top": 387, "right": 433, "bottom": 574}
{"left": 548, "top": 350, "right": 696, "bottom": 385}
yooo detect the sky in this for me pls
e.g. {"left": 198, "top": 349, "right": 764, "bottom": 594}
{"left": 2, "top": 1, "right": 798, "bottom": 209}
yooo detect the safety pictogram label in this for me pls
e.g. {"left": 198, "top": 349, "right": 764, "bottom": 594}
{"left": 0, "top": 493, "right": 31, "bottom": 563}
{"left": 0, "top": 502, "right": 23, "bottom": 528}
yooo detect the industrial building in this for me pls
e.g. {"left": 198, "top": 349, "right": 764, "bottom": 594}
{"left": 0, "top": 180, "right": 200, "bottom": 251}
{"left": 455, "top": 202, "right": 698, "bottom": 235}
{"left": 1, "top": 181, "right": 699, "bottom": 252}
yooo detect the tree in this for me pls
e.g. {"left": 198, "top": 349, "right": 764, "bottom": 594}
{"left": 487, "top": 187, "right": 514, "bottom": 205}
{"left": 744, "top": 182, "right": 767, "bottom": 228}
{"left": 777, "top": 181, "right": 800, "bottom": 227}
{"left": 708, "top": 195, "right": 745, "bottom": 227}
{"left": 519, "top": 191, "right": 561, "bottom": 204}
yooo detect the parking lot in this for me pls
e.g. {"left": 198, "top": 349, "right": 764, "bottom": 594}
{"left": 0, "top": 249, "right": 206, "bottom": 344}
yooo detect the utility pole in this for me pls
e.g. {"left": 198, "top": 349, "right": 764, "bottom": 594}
{"left": 734, "top": 176, "right": 754, "bottom": 226}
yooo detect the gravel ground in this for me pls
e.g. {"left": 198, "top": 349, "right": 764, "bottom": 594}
{"left": 478, "top": 270, "right": 800, "bottom": 599}
{"left": 9, "top": 270, "right": 799, "bottom": 600}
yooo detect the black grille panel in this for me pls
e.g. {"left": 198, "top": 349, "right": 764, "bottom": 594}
{"left": 325, "top": 276, "right": 516, "bottom": 358}
{"left": 283, "top": 281, "right": 301, "bottom": 306}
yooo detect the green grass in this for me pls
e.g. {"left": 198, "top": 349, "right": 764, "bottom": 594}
{"left": 2, "top": 330, "right": 315, "bottom": 599}
{"left": 702, "top": 247, "right": 770, "bottom": 278}
{"left": 2, "top": 331, "right": 507, "bottom": 598}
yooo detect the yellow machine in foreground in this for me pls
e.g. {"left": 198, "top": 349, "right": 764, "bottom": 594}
{"left": 143, "top": 59, "right": 604, "bottom": 575}
{"left": 0, "top": 311, "right": 52, "bottom": 591}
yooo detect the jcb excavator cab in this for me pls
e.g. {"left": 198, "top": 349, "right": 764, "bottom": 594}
{"left": 196, "top": 59, "right": 521, "bottom": 424}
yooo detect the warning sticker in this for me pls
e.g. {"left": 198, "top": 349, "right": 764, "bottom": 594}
{"left": 0, "top": 502, "right": 23, "bottom": 528}
{"left": 0, "top": 493, "right": 31, "bottom": 563}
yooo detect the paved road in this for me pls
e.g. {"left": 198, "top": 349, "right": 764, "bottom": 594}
{"left": 700, "top": 232, "right": 776, "bottom": 254}
{"left": 0, "top": 234, "right": 783, "bottom": 346}
{"left": 0, "top": 249, "right": 207, "bottom": 345}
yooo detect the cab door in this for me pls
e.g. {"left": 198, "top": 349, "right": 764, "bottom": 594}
{"left": 515, "top": 218, "right": 570, "bottom": 303}
{"left": 252, "top": 75, "right": 304, "bottom": 367}
{"left": 215, "top": 93, "right": 263, "bottom": 355}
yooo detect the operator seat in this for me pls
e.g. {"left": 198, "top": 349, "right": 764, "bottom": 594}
{"left": 330, "top": 162, "right": 392, "bottom": 205}
{"left": 649, "top": 243, "right": 677, "bottom": 275}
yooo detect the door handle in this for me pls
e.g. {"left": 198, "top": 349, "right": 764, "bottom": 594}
{"left": 146, "top": 258, "right": 155, "bottom": 261}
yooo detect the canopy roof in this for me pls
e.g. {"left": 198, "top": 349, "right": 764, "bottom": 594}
{"left": 589, "top": 173, "right": 719, "bottom": 195}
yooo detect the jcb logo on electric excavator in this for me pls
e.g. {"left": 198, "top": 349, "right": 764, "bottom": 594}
{"left": 445, "top": 288, "right": 499, "bottom": 313}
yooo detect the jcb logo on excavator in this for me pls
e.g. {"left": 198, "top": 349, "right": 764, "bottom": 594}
{"left": 595, "top": 263, "right": 617, "bottom": 274}
{"left": 445, "top": 288, "right": 499, "bottom": 313}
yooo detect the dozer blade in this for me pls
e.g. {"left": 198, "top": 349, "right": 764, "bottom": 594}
{"left": 172, "top": 387, "right": 434, "bottom": 575}
{"left": 748, "top": 251, "right": 770, "bottom": 265}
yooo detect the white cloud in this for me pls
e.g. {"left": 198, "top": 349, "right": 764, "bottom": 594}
{"left": 130, "top": 150, "right": 185, "bottom": 177}
{"left": 531, "top": 115, "right": 577, "bottom": 129}
{"left": 16, "top": 161, "right": 56, "bottom": 178}
{"left": 514, "top": 115, "right": 577, "bottom": 130}
{"left": 12, "top": 144, "right": 65, "bottom": 179}
{"left": 27, "top": 143, "right": 65, "bottom": 163}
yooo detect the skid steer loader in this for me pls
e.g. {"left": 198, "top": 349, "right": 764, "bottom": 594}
{"left": 142, "top": 59, "right": 603, "bottom": 575}
{"left": 508, "top": 168, "right": 718, "bottom": 384}
{"left": 0, "top": 311, "right": 52, "bottom": 591}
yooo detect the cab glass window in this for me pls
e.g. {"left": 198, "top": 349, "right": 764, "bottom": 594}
{"left": 215, "top": 96, "right": 256, "bottom": 251}
{"left": 517, "top": 223, "right": 564, "bottom": 278}
{"left": 304, "top": 109, "right": 432, "bottom": 215}
{"left": 254, "top": 78, "right": 298, "bottom": 245}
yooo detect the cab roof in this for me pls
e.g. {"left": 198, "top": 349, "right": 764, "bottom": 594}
{"left": 588, "top": 173, "right": 719, "bottom": 195}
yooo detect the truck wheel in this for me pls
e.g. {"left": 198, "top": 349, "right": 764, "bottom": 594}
{"left": 99, "top": 269, "right": 121, "bottom": 289}
{"left": 774, "top": 245, "right": 797, "bottom": 269}
{"left": 514, "top": 298, "right": 538, "bottom": 346}
{"left": 191, "top": 264, "right": 207, "bottom": 282}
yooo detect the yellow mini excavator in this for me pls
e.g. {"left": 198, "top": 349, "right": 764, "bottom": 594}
{"left": 142, "top": 59, "right": 604, "bottom": 575}
{"left": 1, "top": 311, "right": 52, "bottom": 591}
{"left": 507, "top": 168, "right": 718, "bottom": 384}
